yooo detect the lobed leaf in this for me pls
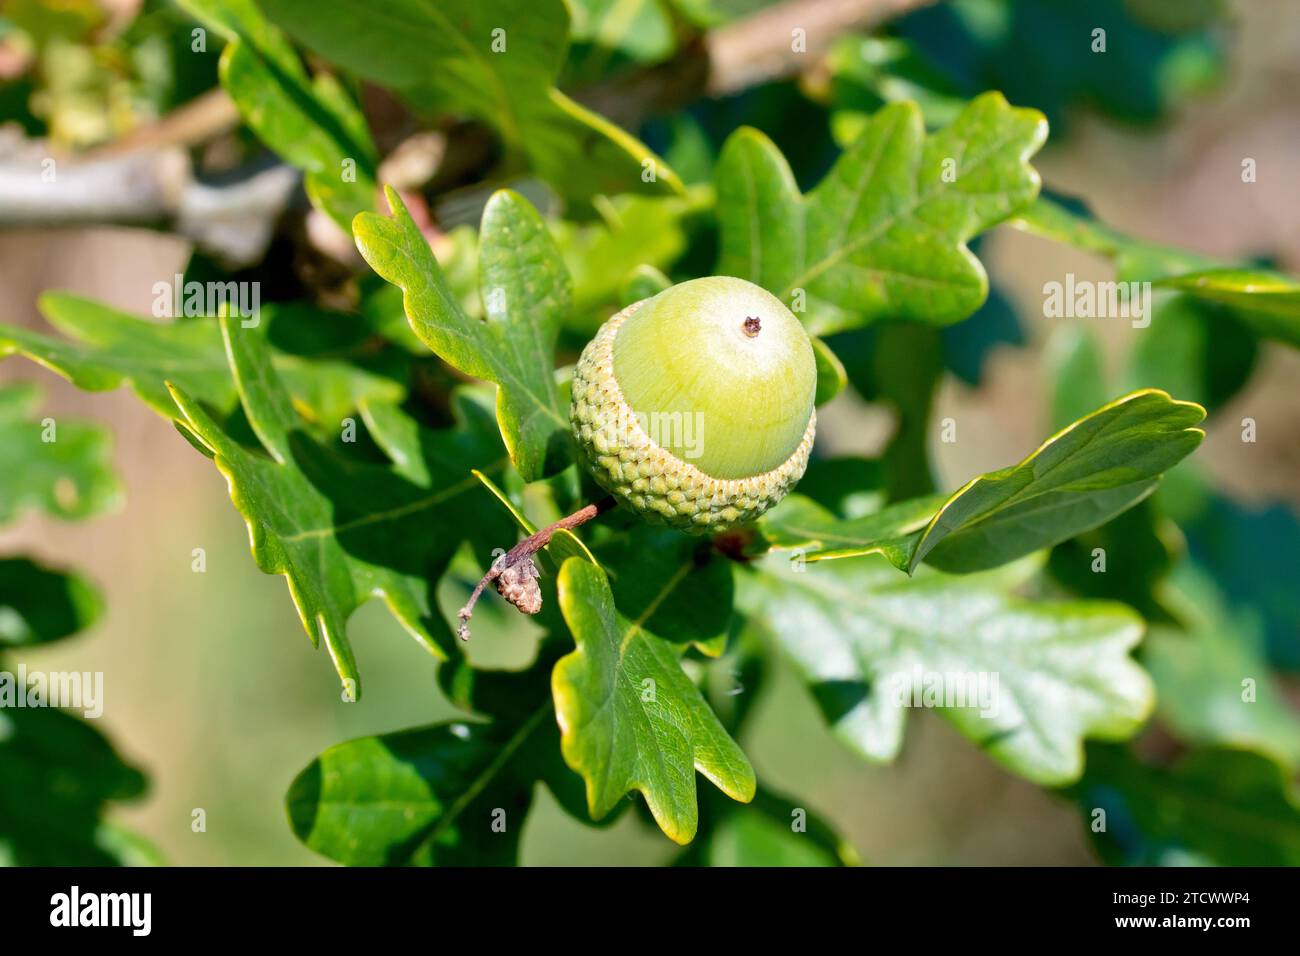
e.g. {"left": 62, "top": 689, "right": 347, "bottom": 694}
{"left": 741, "top": 553, "right": 1153, "bottom": 785}
{"left": 552, "top": 558, "right": 755, "bottom": 844}
{"left": 0, "top": 703, "right": 155, "bottom": 866}
{"left": 1145, "top": 563, "right": 1300, "bottom": 769}
{"left": 286, "top": 661, "right": 579, "bottom": 866}
{"left": 356, "top": 187, "right": 572, "bottom": 481}
{"left": 0, "top": 293, "right": 404, "bottom": 428}
{"left": 715, "top": 92, "right": 1047, "bottom": 334}
{"left": 168, "top": 315, "right": 514, "bottom": 693}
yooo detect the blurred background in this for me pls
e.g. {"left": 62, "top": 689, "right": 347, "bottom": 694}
{"left": 1, "top": 0, "right": 1298, "bottom": 865}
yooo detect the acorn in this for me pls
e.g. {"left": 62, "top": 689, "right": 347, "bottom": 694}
{"left": 570, "top": 276, "right": 817, "bottom": 533}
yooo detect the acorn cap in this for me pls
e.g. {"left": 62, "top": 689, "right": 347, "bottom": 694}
{"left": 571, "top": 277, "right": 817, "bottom": 533}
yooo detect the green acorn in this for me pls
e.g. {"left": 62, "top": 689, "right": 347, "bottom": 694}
{"left": 571, "top": 276, "right": 817, "bottom": 533}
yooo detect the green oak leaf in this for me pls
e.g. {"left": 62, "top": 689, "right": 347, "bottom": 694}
{"left": 1073, "top": 743, "right": 1300, "bottom": 866}
{"left": 0, "top": 293, "right": 404, "bottom": 427}
{"left": 178, "top": 0, "right": 376, "bottom": 227}
{"left": 741, "top": 553, "right": 1152, "bottom": 785}
{"left": 259, "top": 0, "right": 682, "bottom": 204}
{"left": 756, "top": 389, "right": 1205, "bottom": 574}
{"left": 1011, "top": 196, "right": 1300, "bottom": 348}
{"left": 911, "top": 389, "right": 1204, "bottom": 573}
{"left": 553, "top": 557, "right": 755, "bottom": 844}
{"left": 356, "top": 187, "right": 571, "bottom": 481}
{"left": 0, "top": 557, "right": 102, "bottom": 648}
{"left": 715, "top": 92, "right": 1047, "bottom": 334}
{"left": 0, "top": 697, "right": 154, "bottom": 866}
{"left": 286, "top": 659, "right": 581, "bottom": 866}
{"left": 167, "top": 314, "right": 513, "bottom": 693}
{"left": 0, "top": 382, "right": 121, "bottom": 523}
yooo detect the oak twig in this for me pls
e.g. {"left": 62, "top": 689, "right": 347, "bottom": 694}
{"left": 456, "top": 495, "right": 618, "bottom": 640}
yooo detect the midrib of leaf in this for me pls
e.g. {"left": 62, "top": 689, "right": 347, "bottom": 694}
{"left": 278, "top": 459, "right": 508, "bottom": 541}
{"left": 823, "top": 108, "right": 905, "bottom": 258}
{"left": 781, "top": 124, "right": 1028, "bottom": 298}
{"left": 740, "top": 158, "right": 767, "bottom": 281}
{"left": 618, "top": 560, "right": 691, "bottom": 657}
{"left": 423, "top": 701, "right": 552, "bottom": 848}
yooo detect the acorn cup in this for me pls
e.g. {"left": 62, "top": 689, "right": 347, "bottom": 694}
{"left": 571, "top": 276, "right": 817, "bottom": 533}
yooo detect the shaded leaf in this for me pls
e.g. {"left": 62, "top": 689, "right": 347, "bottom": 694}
{"left": 553, "top": 557, "right": 755, "bottom": 844}
{"left": 619, "top": 264, "right": 672, "bottom": 308}
{"left": 1152, "top": 269, "right": 1300, "bottom": 348}
{"left": 259, "top": 0, "right": 681, "bottom": 204}
{"left": 810, "top": 336, "right": 847, "bottom": 406}
{"left": 1044, "top": 323, "right": 1106, "bottom": 432}
{"left": 1173, "top": 474, "right": 1300, "bottom": 671}
{"left": 356, "top": 188, "right": 571, "bottom": 481}
{"left": 1125, "top": 295, "right": 1258, "bottom": 413}
{"left": 594, "top": 525, "right": 733, "bottom": 658}
{"left": 896, "top": 0, "right": 1225, "bottom": 131}
{"left": 0, "top": 557, "right": 102, "bottom": 648}
{"left": 715, "top": 92, "right": 1046, "bottom": 334}
{"left": 557, "top": 191, "right": 701, "bottom": 330}
{"left": 286, "top": 662, "right": 573, "bottom": 866}
{"left": 1047, "top": 499, "right": 1177, "bottom": 622}
{"left": 741, "top": 552, "right": 1152, "bottom": 785}
{"left": 1072, "top": 744, "right": 1300, "bottom": 866}
{"left": 0, "top": 703, "right": 152, "bottom": 866}
{"left": 168, "top": 315, "right": 513, "bottom": 692}
{"left": 872, "top": 322, "right": 942, "bottom": 500}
